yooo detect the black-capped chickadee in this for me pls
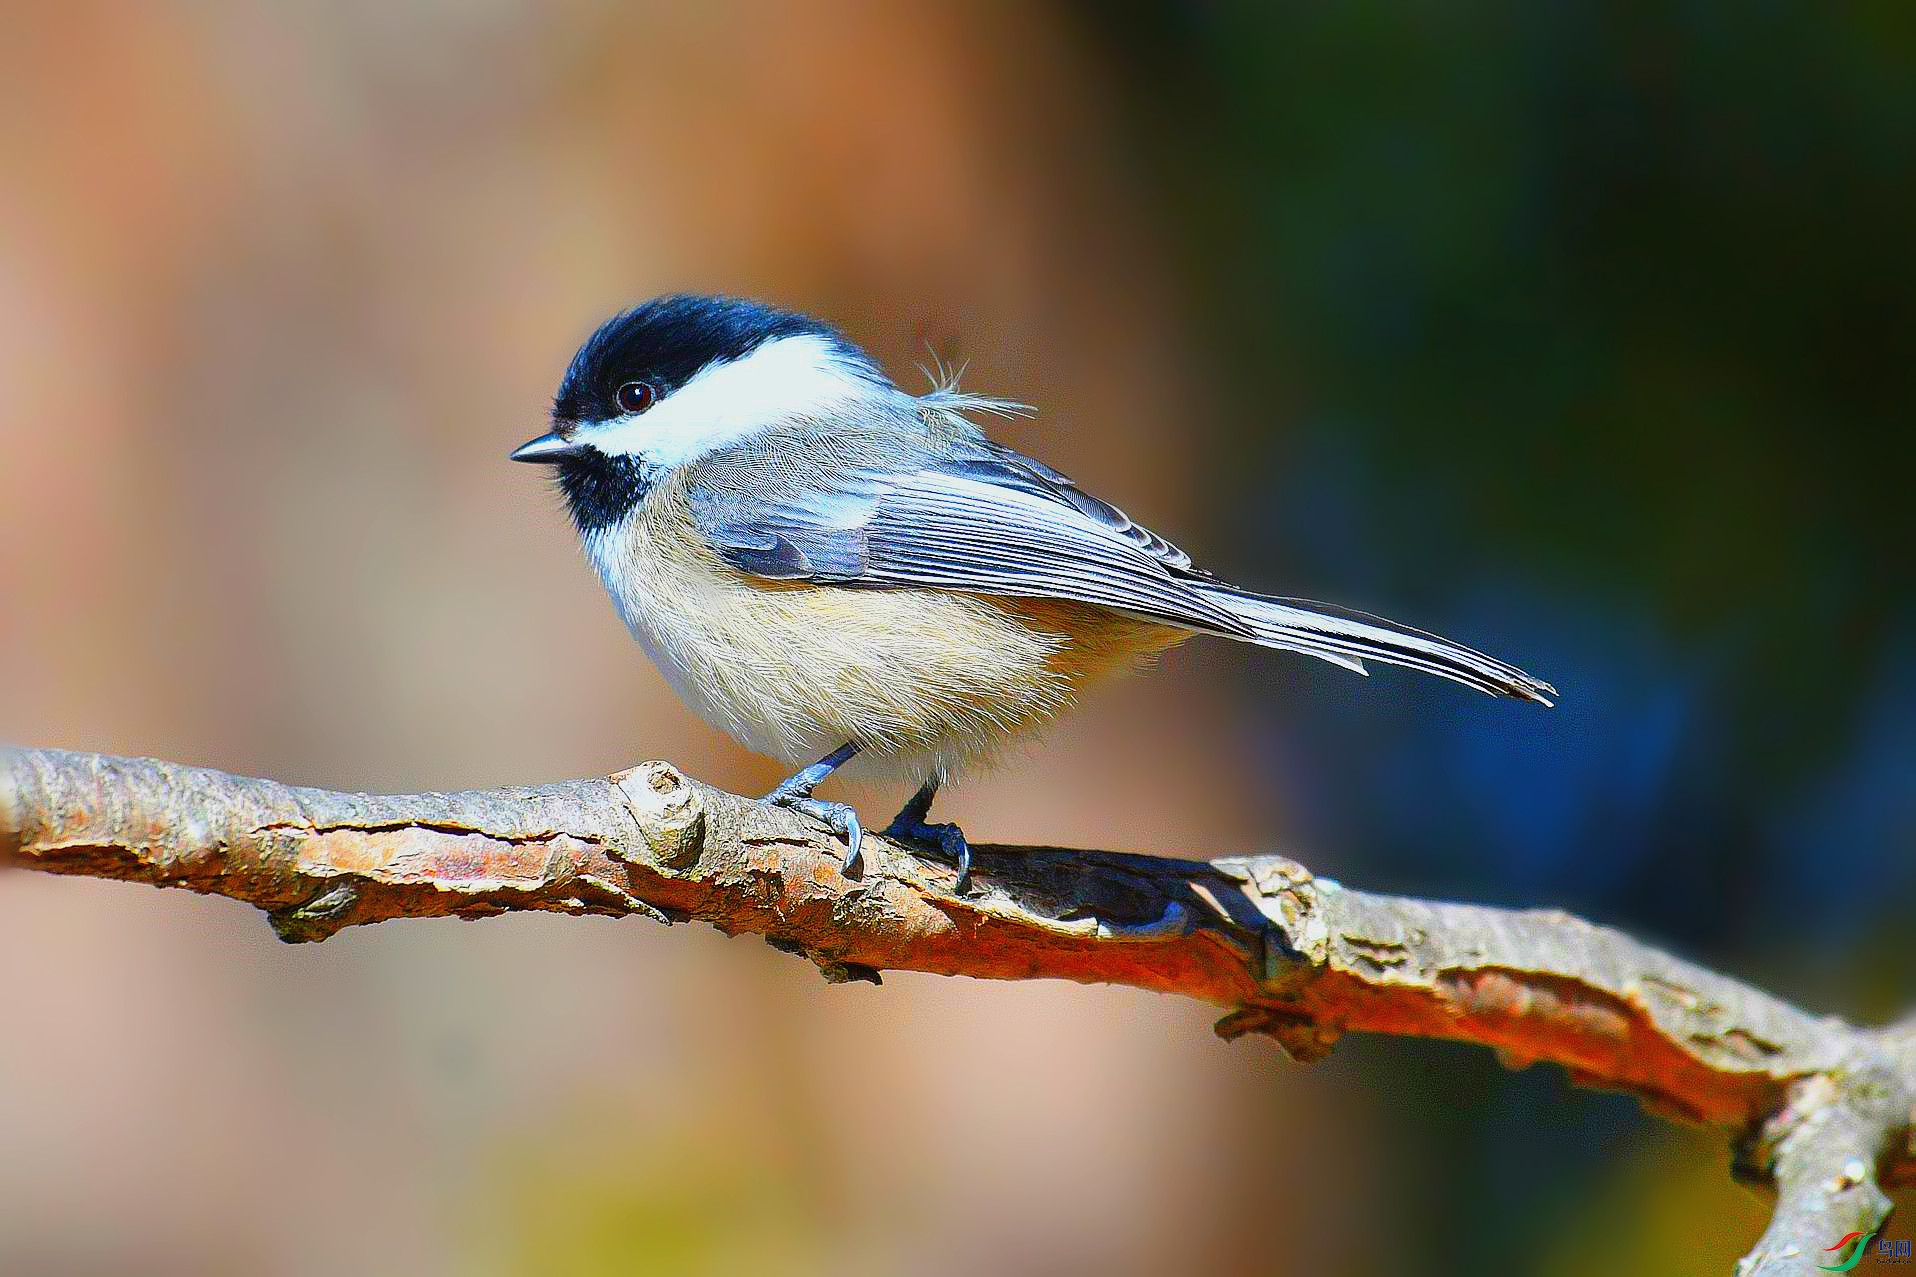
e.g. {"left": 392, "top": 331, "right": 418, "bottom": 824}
{"left": 513, "top": 295, "right": 1553, "bottom": 886}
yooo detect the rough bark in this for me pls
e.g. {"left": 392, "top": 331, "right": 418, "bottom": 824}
{"left": 2, "top": 746, "right": 1909, "bottom": 1272}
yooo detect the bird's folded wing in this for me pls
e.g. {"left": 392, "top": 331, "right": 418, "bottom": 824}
{"left": 689, "top": 451, "right": 1251, "bottom": 636}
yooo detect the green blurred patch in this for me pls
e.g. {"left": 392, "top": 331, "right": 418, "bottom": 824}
{"left": 465, "top": 1112, "right": 829, "bottom": 1277}
{"left": 1538, "top": 1126, "right": 1773, "bottom": 1276}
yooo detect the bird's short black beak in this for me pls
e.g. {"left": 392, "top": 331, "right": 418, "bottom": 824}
{"left": 509, "top": 431, "right": 584, "bottom": 464}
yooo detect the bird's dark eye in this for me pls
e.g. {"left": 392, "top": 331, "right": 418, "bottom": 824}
{"left": 615, "top": 381, "right": 657, "bottom": 414}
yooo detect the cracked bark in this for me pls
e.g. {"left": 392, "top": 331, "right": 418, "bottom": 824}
{"left": 2, "top": 745, "right": 1909, "bottom": 1272}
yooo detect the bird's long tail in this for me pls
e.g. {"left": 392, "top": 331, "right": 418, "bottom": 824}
{"left": 1192, "top": 585, "right": 1556, "bottom": 706}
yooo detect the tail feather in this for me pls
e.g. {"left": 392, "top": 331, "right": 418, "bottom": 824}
{"left": 1194, "top": 586, "right": 1556, "bottom": 706}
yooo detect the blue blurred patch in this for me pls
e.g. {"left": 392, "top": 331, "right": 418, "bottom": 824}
{"left": 1777, "top": 613, "right": 1916, "bottom": 938}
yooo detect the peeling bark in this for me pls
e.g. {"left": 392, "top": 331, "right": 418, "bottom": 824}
{"left": 3, "top": 746, "right": 1910, "bottom": 1271}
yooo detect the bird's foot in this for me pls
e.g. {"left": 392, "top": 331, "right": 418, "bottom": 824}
{"left": 883, "top": 815, "right": 973, "bottom": 892}
{"left": 771, "top": 794, "right": 865, "bottom": 874}
{"left": 763, "top": 743, "right": 864, "bottom": 873}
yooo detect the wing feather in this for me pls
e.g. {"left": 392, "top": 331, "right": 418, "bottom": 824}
{"left": 691, "top": 451, "right": 1249, "bottom": 635}
{"left": 687, "top": 437, "right": 1554, "bottom": 702}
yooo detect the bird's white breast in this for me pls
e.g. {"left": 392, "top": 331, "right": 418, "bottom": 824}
{"left": 583, "top": 511, "right": 795, "bottom": 761}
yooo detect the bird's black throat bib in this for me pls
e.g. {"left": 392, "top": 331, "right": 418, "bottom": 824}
{"left": 557, "top": 451, "right": 652, "bottom": 535}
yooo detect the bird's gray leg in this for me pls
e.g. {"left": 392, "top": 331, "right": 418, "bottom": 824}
{"left": 883, "top": 775, "right": 973, "bottom": 891}
{"left": 765, "top": 743, "right": 864, "bottom": 873}
{"left": 887, "top": 774, "right": 939, "bottom": 829}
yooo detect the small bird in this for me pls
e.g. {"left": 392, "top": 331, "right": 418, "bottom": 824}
{"left": 513, "top": 295, "right": 1553, "bottom": 886}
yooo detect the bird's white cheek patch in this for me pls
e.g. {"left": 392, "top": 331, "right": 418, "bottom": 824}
{"left": 579, "top": 333, "right": 874, "bottom": 468}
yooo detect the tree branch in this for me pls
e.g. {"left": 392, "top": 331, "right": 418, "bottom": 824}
{"left": 3, "top": 746, "right": 1909, "bottom": 1267}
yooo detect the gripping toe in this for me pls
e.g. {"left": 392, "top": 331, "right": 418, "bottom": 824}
{"left": 884, "top": 816, "right": 973, "bottom": 892}
{"left": 775, "top": 794, "right": 864, "bottom": 875}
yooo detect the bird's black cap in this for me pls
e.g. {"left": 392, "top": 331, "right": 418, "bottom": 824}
{"left": 551, "top": 294, "right": 855, "bottom": 427}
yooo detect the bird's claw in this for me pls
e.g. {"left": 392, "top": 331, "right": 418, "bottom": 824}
{"left": 883, "top": 816, "right": 972, "bottom": 892}
{"left": 772, "top": 794, "right": 864, "bottom": 875}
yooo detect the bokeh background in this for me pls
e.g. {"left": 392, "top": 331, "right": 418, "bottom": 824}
{"left": 2, "top": 3, "right": 1911, "bottom": 1273}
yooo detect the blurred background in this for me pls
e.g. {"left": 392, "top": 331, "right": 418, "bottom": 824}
{"left": 1, "top": 3, "right": 1911, "bottom": 1273}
